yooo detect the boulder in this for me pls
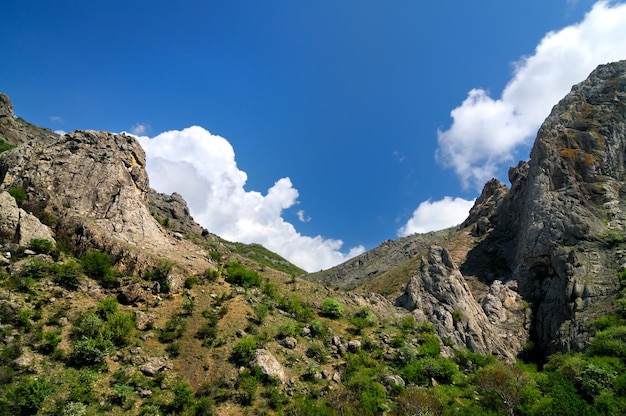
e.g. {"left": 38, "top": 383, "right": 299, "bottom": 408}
{"left": 250, "top": 349, "right": 286, "bottom": 383}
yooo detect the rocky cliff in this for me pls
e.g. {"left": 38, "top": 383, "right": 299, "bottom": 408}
{"left": 0, "top": 96, "right": 213, "bottom": 287}
{"left": 478, "top": 60, "right": 626, "bottom": 357}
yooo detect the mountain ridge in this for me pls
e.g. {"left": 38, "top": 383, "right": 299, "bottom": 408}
{"left": 1, "top": 60, "right": 626, "bottom": 414}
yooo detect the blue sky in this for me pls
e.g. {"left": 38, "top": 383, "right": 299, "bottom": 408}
{"left": 2, "top": 1, "right": 626, "bottom": 271}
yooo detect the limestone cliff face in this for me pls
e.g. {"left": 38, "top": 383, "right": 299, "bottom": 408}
{"left": 486, "top": 60, "right": 626, "bottom": 356}
{"left": 0, "top": 94, "right": 211, "bottom": 281}
{"left": 406, "top": 61, "right": 626, "bottom": 359}
{"left": 397, "top": 246, "right": 528, "bottom": 360}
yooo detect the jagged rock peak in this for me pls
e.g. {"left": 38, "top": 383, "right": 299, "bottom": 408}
{"left": 461, "top": 178, "right": 508, "bottom": 235}
{"left": 487, "top": 60, "right": 626, "bottom": 356}
{"left": 0, "top": 93, "right": 14, "bottom": 118}
{"left": 397, "top": 246, "right": 522, "bottom": 360}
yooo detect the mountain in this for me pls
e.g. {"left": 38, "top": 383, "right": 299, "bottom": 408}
{"left": 1, "top": 60, "right": 626, "bottom": 415}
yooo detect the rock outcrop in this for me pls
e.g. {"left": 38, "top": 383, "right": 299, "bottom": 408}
{"left": 0, "top": 191, "right": 55, "bottom": 246}
{"left": 0, "top": 94, "right": 212, "bottom": 283}
{"left": 465, "top": 60, "right": 626, "bottom": 357}
{"left": 396, "top": 246, "right": 526, "bottom": 360}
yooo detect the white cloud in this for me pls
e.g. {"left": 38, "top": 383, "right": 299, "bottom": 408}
{"left": 436, "top": 1, "right": 626, "bottom": 190}
{"left": 48, "top": 115, "right": 63, "bottom": 123}
{"left": 297, "top": 210, "right": 311, "bottom": 222}
{"left": 137, "top": 126, "right": 364, "bottom": 272}
{"left": 54, "top": 130, "right": 66, "bottom": 136}
{"left": 131, "top": 123, "right": 149, "bottom": 135}
{"left": 398, "top": 197, "right": 475, "bottom": 237}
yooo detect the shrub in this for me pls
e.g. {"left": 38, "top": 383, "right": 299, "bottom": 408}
{"left": 70, "top": 337, "right": 113, "bottom": 366}
{"left": 38, "top": 330, "right": 62, "bottom": 354}
{"left": 54, "top": 260, "right": 82, "bottom": 290}
{"left": 309, "top": 319, "right": 329, "bottom": 339}
{"left": 97, "top": 297, "right": 119, "bottom": 319}
{"left": 320, "top": 298, "right": 344, "bottom": 319}
{"left": 278, "top": 295, "right": 314, "bottom": 322}
{"left": 145, "top": 259, "right": 175, "bottom": 293}
{"left": 253, "top": 303, "right": 269, "bottom": 324}
{"left": 350, "top": 307, "right": 377, "bottom": 332}
{"left": 402, "top": 357, "right": 457, "bottom": 385}
{"left": 28, "top": 238, "right": 54, "bottom": 255}
{"left": 19, "top": 258, "right": 55, "bottom": 281}
{"left": 103, "top": 311, "right": 136, "bottom": 347}
{"left": 225, "top": 261, "right": 261, "bottom": 288}
{"left": 418, "top": 333, "right": 441, "bottom": 357}
{"left": 588, "top": 326, "right": 626, "bottom": 358}
{"left": 170, "top": 382, "right": 194, "bottom": 412}
{"left": 61, "top": 401, "right": 87, "bottom": 416}
{"left": 197, "top": 320, "right": 218, "bottom": 346}
{"left": 82, "top": 250, "right": 112, "bottom": 282}
{"left": 184, "top": 275, "right": 198, "bottom": 289}
{"left": 236, "top": 372, "right": 259, "bottom": 406}
{"left": 8, "top": 187, "right": 26, "bottom": 206}
{"left": 231, "top": 336, "right": 258, "bottom": 365}
{"left": 159, "top": 315, "right": 187, "bottom": 343}
{"left": 6, "top": 377, "right": 51, "bottom": 415}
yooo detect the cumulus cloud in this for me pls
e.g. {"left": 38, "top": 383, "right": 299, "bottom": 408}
{"left": 436, "top": 1, "right": 626, "bottom": 190}
{"left": 131, "top": 123, "right": 149, "bottom": 135}
{"left": 398, "top": 197, "right": 475, "bottom": 237}
{"left": 137, "top": 126, "right": 364, "bottom": 272}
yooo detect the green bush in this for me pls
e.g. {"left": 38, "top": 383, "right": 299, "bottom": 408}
{"left": 103, "top": 311, "right": 136, "bottom": 347}
{"left": 8, "top": 187, "right": 26, "bottom": 206}
{"left": 278, "top": 295, "right": 314, "bottom": 322}
{"left": 54, "top": 260, "right": 83, "bottom": 290}
{"left": 159, "top": 315, "right": 187, "bottom": 343}
{"left": 70, "top": 337, "right": 113, "bottom": 366}
{"left": 225, "top": 261, "right": 261, "bottom": 288}
{"left": 253, "top": 302, "right": 269, "bottom": 324}
{"left": 232, "top": 336, "right": 258, "bottom": 365}
{"left": 82, "top": 250, "right": 113, "bottom": 285}
{"left": 145, "top": 259, "right": 175, "bottom": 293}
{"left": 28, "top": 238, "right": 55, "bottom": 255}
{"left": 6, "top": 377, "right": 51, "bottom": 415}
{"left": 402, "top": 356, "right": 457, "bottom": 385}
{"left": 588, "top": 326, "right": 626, "bottom": 358}
{"left": 350, "top": 307, "right": 377, "bottom": 332}
{"left": 418, "top": 333, "right": 441, "bottom": 357}
{"left": 170, "top": 382, "right": 194, "bottom": 412}
{"left": 38, "top": 330, "right": 62, "bottom": 355}
{"left": 184, "top": 275, "right": 198, "bottom": 289}
{"left": 320, "top": 298, "right": 344, "bottom": 319}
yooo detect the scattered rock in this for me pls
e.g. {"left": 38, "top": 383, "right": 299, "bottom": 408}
{"left": 282, "top": 336, "right": 297, "bottom": 349}
{"left": 140, "top": 356, "right": 172, "bottom": 376}
{"left": 249, "top": 349, "right": 286, "bottom": 383}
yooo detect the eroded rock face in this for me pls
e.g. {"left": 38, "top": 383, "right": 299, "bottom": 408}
{"left": 0, "top": 191, "right": 55, "bottom": 245}
{"left": 464, "top": 60, "right": 626, "bottom": 357}
{"left": 397, "top": 246, "right": 524, "bottom": 360}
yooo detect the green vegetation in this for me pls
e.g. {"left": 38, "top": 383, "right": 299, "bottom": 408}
{"left": 225, "top": 261, "right": 261, "bottom": 288}
{"left": 321, "top": 298, "right": 344, "bottom": 319}
{"left": 0, "top": 138, "right": 15, "bottom": 153}
{"left": 8, "top": 187, "right": 26, "bottom": 206}
{"left": 232, "top": 242, "right": 305, "bottom": 276}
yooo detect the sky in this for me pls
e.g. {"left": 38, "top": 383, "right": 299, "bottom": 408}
{"left": 2, "top": 1, "right": 626, "bottom": 272}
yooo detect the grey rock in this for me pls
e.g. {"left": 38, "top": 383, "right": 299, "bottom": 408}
{"left": 0, "top": 191, "right": 55, "bottom": 246}
{"left": 249, "top": 349, "right": 286, "bottom": 383}
{"left": 382, "top": 375, "right": 405, "bottom": 389}
{"left": 347, "top": 340, "right": 362, "bottom": 352}
{"left": 282, "top": 336, "right": 298, "bottom": 349}
{"left": 134, "top": 311, "right": 155, "bottom": 331}
{"left": 140, "top": 356, "right": 172, "bottom": 376}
